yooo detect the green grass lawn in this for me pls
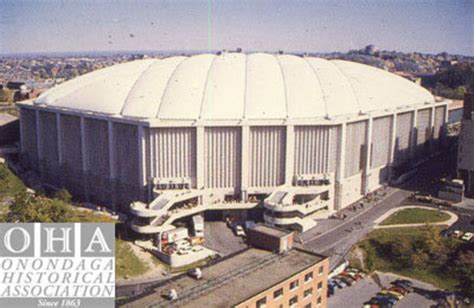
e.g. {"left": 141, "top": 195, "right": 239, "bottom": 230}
{"left": 0, "top": 163, "right": 26, "bottom": 198}
{"left": 380, "top": 208, "right": 451, "bottom": 226}
{"left": 353, "top": 226, "right": 463, "bottom": 291}
{"left": 0, "top": 164, "right": 26, "bottom": 221}
{"left": 69, "top": 209, "right": 116, "bottom": 223}
{"left": 116, "top": 240, "right": 149, "bottom": 279}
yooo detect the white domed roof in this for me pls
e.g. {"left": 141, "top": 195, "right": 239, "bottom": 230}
{"left": 35, "top": 53, "right": 434, "bottom": 120}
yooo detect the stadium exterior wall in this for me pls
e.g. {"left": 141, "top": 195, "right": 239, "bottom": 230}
{"left": 18, "top": 101, "right": 449, "bottom": 215}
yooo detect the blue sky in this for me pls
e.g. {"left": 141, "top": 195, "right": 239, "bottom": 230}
{"left": 0, "top": 0, "right": 473, "bottom": 55}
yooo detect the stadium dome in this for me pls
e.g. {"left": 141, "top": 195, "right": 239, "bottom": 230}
{"left": 34, "top": 53, "right": 434, "bottom": 120}
{"left": 20, "top": 53, "right": 447, "bottom": 233}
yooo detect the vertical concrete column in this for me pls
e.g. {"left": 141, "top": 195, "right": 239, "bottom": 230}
{"left": 241, "top": 125, "right": 250, "bottom": 202}
{"left": 107, "top": 121, "right": 116, "bottom": 179}
{"left": 35, "top": 109, "right": 42, "bottom": 161}
{"left": 442, "top": 104, "right": 449, "bottom": 147}
{"left": 335, "top": 123, "right": 346, "bottom": 211}
{"left": 80, "top": 116, "right": 89, "bottom": 200}
{"left": 411, "top": 109, "right": 418, "bottom": 158}
{"left": 80, "top": 117, "right": 87, "bottom": 172}
{"left": 430, "top": 106, "right": 436, "bottom": 149}
{"left": 196, "top": 125, "right": 205, "bottom": 196}
{"left": 285, "top": 124, "right": 295, "bottom": 186}
{"left": 388, "top": 113, "right": 397, "bottom": 179}
{"left": 19, "top": 109, "right": 24, "bottom": 154}
{"left": 444, "top": 104, "right": 449, "bottom": 122}
{"left": 137, "top": 125, "right": 147, "bottom": 201}
{"left": 56, "top": 112, "right": 63, "bottom": 187}
{"left": 107, "top": 121, "right": 116, "bottom": 208}
{"left": 363, "top": 117, "right": 373, "bottom": 194}
{"left": 56, "top": 112, "right": 63, "bottom": 165}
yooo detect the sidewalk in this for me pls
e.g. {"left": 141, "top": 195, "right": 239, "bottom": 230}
{"left": 300, "top": 185, "right": 398, "bottom": 242}
{"left": 373, "top": 205, "right": 458, "bottom": 229}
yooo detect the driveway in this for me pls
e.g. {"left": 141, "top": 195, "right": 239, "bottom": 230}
{"left": 203, "top": 221, "right": 247, "bottom": 256}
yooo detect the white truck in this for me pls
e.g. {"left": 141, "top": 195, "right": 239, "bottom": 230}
{"left": 192, "top": 215, "right": 204, "bottom": 238}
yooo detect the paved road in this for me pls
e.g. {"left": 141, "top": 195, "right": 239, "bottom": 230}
{"left": 203, "top": 221, "right": 247, "bottom": 256}
{"left": 302, "top": 187, "right": 411, "bottom": 268}
{"left": 302, "top": 152, "right": 457, "bottom": 269}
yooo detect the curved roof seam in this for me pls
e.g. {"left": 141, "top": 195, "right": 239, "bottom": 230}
{"left": 331, "top": 61, "right": 363, "bottom": 113}
{"left": 119, "top": 60, "right": 158, "bottom": 116}
{"left": 198, "top": 54, "right": 218, "bottom": 120}
{"left": 303, "top": 57, "right": 329, "bottom": 118}
{"left": 35, "top": 53, "right": 436, "bottom": 120}
{"left": 274, "top": 55, "right": 290, "bottom": 119}
{"left": 155, "top": 57, "right": 189, "bottom": 119}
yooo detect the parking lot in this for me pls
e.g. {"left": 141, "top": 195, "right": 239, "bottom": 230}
{"left": 329, "top": 272, "right": 443, "bottom": 308}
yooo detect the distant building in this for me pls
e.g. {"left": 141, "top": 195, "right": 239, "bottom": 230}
{"left": 364, "top": 44, "right": 378, "bottom": 55}
{"left": 6, "top": 81, "right": 26, "bottom": 91}
{"left": 457, "top": 92, "right": 474, "bottom": 197}
{"left": 118, "top": 247, "right": 329, "bottom": 308}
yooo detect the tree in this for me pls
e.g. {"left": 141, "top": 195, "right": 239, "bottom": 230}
{"left": 8, "top": 191, "right": 72, "bottom": 223}
{"left": 54, "top": 189, "right": 72, "bottom": 203}
{"left": 453, "top": 86, "right": 467, "bottom": 99}
{"left": 453, "top": 250, "right": 474, "bottom": 298}
{"left": 390, "top": 238, "right": 413, "bottom": 268}
{"left": 411, "top": 249, "right": 429, "bottom": 268}
{"left": 423, "top": 225, "right": 447, "bottom": 266}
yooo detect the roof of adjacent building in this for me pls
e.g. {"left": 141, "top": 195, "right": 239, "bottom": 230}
{"left": 34, "top": 53, "right": 435, "bottom": 120}
{"left": 250, "top": 223, "right": 292, "bottom": 238}
{"left": 121, "top": 248, "right": 326, "bottom": 308}
{"left": 448, "top": 99, "right": 463, "bottom": 110}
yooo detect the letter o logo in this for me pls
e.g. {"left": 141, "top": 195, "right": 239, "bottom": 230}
{"left": 4, "top": 227, "right": 31, "bottom": 253}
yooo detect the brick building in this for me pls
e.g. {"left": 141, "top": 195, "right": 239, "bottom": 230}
{"left": 120, "top": 247, "right": 329, "bottom": 308}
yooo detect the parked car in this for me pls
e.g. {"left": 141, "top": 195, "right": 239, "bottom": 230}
{"left": 440, "top": 229, "right": 453, "bottom": 238}
{"left": 461, "top": 232, "right": 473, "bottom": 242}
{"left": 392, "top": 279, "right": 413, "bottom": 291}
{"left": 363, "top": 299, "right": 381, "bottom": 308}
{"left": 234, "top": 225, "right": 246, "bottom": 237}
{"left": 328, "top": 279, "right": 338, "bottom": 287}
{"left": 453, "top": 230, "right": 464, "bottom": 238}
{"left": 332, "top": 278, "right": 347, "bottom": 289}
{"left": 377, "top": 290, "right": 403, "bottom": 300}
{"left": 187, "top": 267, "right": 202, "bottom": 279}
{"left": 381, "top": 289, "right": 403, "bottom": 298}
{"left": 385, "top": 288, "right": 405, "bottom": 299}
{"left": 374, "top": 294, "right": 398, "bottom": 306}
{"left": 338, "top": 275, "right": 355, "bottom": 286}
{"left": 342, "top": 271, "right": 363, "bottom": 281}
{"left": 327, "top": 285, "right": 335, "bottom": 297}
{"left": 388, "top": 286, "right": 409, "bottom": 295}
